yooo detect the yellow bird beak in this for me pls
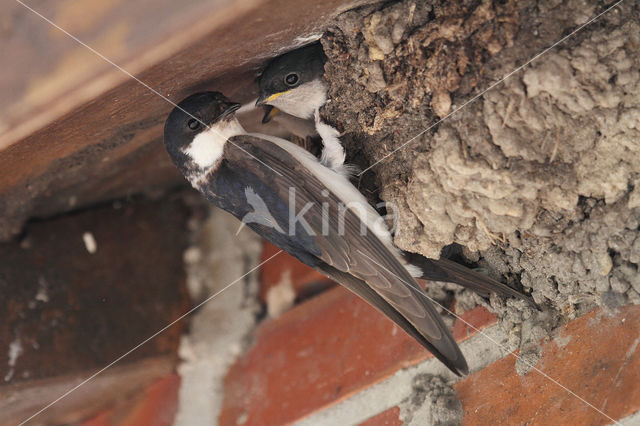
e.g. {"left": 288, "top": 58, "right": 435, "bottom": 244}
{"left": 266, "top": 90, "right": 290, "bottom": 102}
{"left": 256, "top": 90, "right": 290, "bottom": 106}
{"left": 261, "top": 105, "right": 280, "bottom": 124}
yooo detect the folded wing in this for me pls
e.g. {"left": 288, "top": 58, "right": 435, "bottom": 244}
{"left": 223, "top": 135, "right": 468, "bottom": 375}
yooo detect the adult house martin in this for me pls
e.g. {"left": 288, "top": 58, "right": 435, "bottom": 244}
{"left": 164, "top": 91, "right": 533, "bottom": 376}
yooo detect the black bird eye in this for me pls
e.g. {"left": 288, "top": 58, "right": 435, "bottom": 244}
{"left": 284, "top": 72, "right": 299, "bottom": 86}
{"left": 187, "top": 118, "right": 200, "bottom": 130}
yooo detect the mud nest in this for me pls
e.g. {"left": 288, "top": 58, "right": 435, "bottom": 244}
{"left": 321, "top": 0, "right": 640, "bottom": 356}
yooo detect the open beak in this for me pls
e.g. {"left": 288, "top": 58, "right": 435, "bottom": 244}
{"left": 261, "top": 105, "right": 279, "bottom": 124}
{"left": 255, "top": 95, "right": 266, "bottom": 106}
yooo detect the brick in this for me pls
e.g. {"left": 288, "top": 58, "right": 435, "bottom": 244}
{"left": 454, "top": 305, "right": 640, "bottom": 425}
{"left": 0, "top": 197, "right": 191, "bottom": 385}
{"left": 118, "top": 373, "right": 181, "bottom": 426}
{"left": 451, "top": 304, "right": 497, "bottom": 340}
{"left": 358, "top": 406, "right": 403, "bottom": 426}
{"left": 259, "top": 241, "right": 334, "bottom": 303}
{"left": 220, "top": 286, "right": 497, "bottom": 425}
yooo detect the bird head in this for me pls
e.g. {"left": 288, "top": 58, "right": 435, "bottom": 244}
{"left": 256, "top": 43, "right": 327, "bottom": 120}
{"left": 164, "top": 91, "right": 242, "bottom": 174}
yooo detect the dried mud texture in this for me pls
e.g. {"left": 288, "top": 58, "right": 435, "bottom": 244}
{"left": 323, "top": 0, "right": 640, "bottom": 321}
{"left": 399, "top": 374, "right": 463, "bottom": 425}
{"left": 323, "top": 0, "right": 520, "bottom": 183}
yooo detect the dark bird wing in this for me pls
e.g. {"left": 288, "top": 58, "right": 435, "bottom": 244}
{"left": 404, "top": 252, "right": 536, "bottom": 307}
{"left": 218, "top": 135, "right": 468, "bottom": 375}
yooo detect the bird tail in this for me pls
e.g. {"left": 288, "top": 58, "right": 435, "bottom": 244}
{"left": 404, "top": 252, "right": 537, "bottom": 308}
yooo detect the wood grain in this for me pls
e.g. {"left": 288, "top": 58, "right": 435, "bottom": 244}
{"left": 0, "top": 0, "right": 373, "bottom": 239}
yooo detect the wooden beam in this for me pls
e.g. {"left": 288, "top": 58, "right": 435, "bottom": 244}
{"left": 0, "top": 0, "right": 372, "bottom": 239}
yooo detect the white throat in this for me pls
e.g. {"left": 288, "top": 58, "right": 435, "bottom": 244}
{"left": 183, "top": 117, "right": 246, "bottom": 171}
{"left": 268, "top": 79, "right": 327, "bottom": 119}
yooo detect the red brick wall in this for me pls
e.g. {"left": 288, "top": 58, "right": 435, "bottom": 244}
{"left": 217, "top": 242, "right": 640, "bottom": 425}
{"left": 74, "top": 240, "right": 640, "bottom": 425}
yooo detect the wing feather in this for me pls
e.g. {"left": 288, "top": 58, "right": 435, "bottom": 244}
{"left": 223, "top": 135, "right": 468, "bottom": 375}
